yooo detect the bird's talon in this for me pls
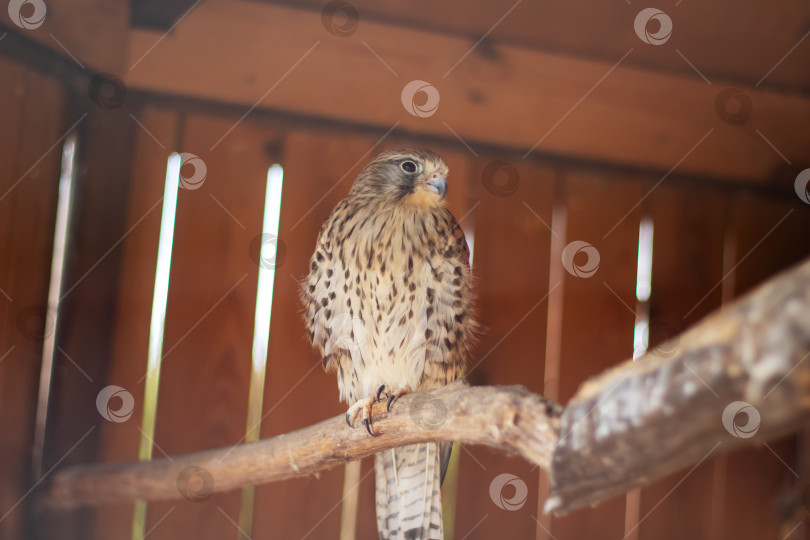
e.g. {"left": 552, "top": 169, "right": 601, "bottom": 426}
{"left": 386, "top": 394, "right": 396, "bottom": 412}
{"left": 345, "top": 411, "right": 353, "bottom": 427}
{"left": 364, "top": 418, "right": 375, "bottom": 436}
{"left": 376, "top": 384, "right": 386, "bottom": 402}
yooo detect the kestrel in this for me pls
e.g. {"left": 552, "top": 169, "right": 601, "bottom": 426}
{"left": 302, "top": 148, "right": 476, "bottom": 539}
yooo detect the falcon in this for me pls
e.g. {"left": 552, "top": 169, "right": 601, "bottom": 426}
{"left": 301, "top": 148, "right": 476, "bottom": 539}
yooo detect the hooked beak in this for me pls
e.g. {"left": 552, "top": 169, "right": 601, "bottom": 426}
{"left": 425, "top": 175, "right": 447, "bottom": 201}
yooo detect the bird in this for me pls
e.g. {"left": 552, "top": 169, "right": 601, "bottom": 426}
{"left": 301, "top": 147, "right": 477, "bottom": 539}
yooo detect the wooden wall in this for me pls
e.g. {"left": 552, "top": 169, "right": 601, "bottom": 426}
{"left": 1, "top": 51, "right": 810, "bottom": 540}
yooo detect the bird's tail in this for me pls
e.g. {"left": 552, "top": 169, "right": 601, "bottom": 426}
{"left": 374, "top": 442, "right": 447, "bottom": 540}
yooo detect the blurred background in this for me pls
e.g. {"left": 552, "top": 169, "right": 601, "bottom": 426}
{"left": 1, "top": 0, "right": 810, "bottom": 538}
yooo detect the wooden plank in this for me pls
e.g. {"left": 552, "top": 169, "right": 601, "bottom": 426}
{"left": 449, "top": 157, "right": 554, "bottom": 539}
{"left": 252, "top": 130, "right": 380, "bottom": 540}
{"left": 2, "top": 0, "right": 129, "bottom": 74}
{"left": 634, "top": 182, "right": 729, "bottom": 539}
{"left": 718, "top": 192, "right": 810, "bottom": 540}
{"left": 143, "top": 112, "right": 275, "bottom": 539}
{"left": 90, "top": 104, "right": 180, "bottom": 540}
{"left": 0, "top": 56, "right": 63, "bottom": 540}
{"left": 263, "top": 0, "right": 810, "bottom": 92}
{"left": 40, "top": 89, "right": 138, "bottom": 539}
{"left": 551, "top": 168, "right": 643, "bottom": 539}
{"left": 124, "top": 0, "right": 810, "bottom": 183}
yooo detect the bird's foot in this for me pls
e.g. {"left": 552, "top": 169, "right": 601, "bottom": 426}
{"left": 345, "top": 396, "right": 377, "bottom": 436}
{"left": 375, "top": 384, "right": 413, "bottom": 412}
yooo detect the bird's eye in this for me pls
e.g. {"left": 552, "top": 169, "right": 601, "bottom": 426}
{"left": 400, "top": 161, "right": 417, "bottom": 173}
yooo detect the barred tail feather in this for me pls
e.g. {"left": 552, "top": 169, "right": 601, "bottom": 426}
{"left": 374, "top": 443, "right": 445, "bottom": 540}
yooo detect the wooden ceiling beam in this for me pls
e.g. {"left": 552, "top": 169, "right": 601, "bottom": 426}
{"left": 123, "top": 0, "right": 809, "bottom": 183}
{"left": 3, "top": 0, "right": 129, "bottom": 74}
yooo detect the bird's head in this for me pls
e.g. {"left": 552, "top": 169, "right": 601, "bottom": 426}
{"left": 350, "top": 148, "right": 449, "bottom": 208}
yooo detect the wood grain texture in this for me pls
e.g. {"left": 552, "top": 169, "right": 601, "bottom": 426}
{"left": 456, "top": 157, "right": 555, "bottom": 540}
{"left": 551, "top": 168, "right": 643, "bottom": 540}
{"left": 36, "top": 256, "right": 810, "bottom": 519}
{"left": 258, "top": 0, "right": 810, "bottom": 92}
{"left": 254, "top": 130, "right": 381, "bottom": 540}
{"left": 124, "top": 0, "right": 810, "bottom": 183}
{"left": 2, "top": 0, "right": 129, "bottom": 74}
{"left": 0, "top": 55, "right": 65, "bottom": 540}
{"left": 143, "top": 112, "right": 274, "bottom": 540}
{"left": 90, "top": 105, "right": 180, "bottom": 540}
{"left": 41, "top": 382, "right": 562, "bottom": 509}
{"left": 717, "top": 193, "right": 810, "bottom": 540}
{"left": 634, "top": 182, "right": 729, "bottom": 539}
{"left": 548, "top": 256, "right": 810, "bottom": 514}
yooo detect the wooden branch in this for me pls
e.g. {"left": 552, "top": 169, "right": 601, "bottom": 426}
{"left": 40, "top": 382, "right": 561, "bottom": 509}
{"left": 546, "top": 257, "right": 810, "bottom": 514}
{"left": 39, "top": 258, "right": 810, "bottom": 515}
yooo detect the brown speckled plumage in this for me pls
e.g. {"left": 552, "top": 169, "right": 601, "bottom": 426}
{"left": 301, "top": 148, "right": 476, "bottom": 539}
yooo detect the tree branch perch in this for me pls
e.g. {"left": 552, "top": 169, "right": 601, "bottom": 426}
{"left": 39, "top": 258, "right": 810, "bottom": 516}
{"left": 41, "top": 383, "right": 561, "bottom": 509}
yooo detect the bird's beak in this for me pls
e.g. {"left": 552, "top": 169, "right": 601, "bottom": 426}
{"left": 425, "top": 175, "right": 447, "bottom": 201}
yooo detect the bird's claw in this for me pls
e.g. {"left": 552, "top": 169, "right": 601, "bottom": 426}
{"left": 386, "top": 385, "right": 413, "bottom": 412}
{"left": 346, "top": 386, "right": 412, "bottom": 436}
{"left": 345, "top": 396, "right": 378, "bottom": 436}
{"left": 363, "top": 418, "right": 374, "bottom": 436}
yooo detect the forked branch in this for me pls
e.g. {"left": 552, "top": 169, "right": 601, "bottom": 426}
{"left": 40, "top": 259, "right": 810, "bottom": 516}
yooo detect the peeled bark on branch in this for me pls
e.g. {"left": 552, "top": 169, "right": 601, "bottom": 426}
{"left": 41, "top": 383, "right": 561, "bottom": 509}
{"left": 546, "top": 258, "right": 810, "bottom": 513}
{"left": 39, "top": 258, "right": 810, "bottom": 517}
